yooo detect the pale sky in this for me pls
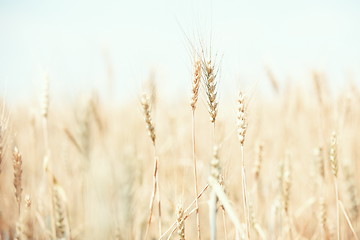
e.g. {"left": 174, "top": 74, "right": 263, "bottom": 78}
{"left": 1, "top": 0, "right": 360, "bottom": 103}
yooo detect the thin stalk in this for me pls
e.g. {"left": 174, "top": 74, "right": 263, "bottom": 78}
{"left": 209, "top": 121, "right": 217, "bottom": 240}
{"left": 209, "top": 191, "right": 217, "bottom": 240}
{"left": 222, "top": 208, "right": 228, "bottom": 240}
{"left": 192, "top": 110, "right": 201, "bottom": 240}
{"left": 334, "top": 177, "right": 341, "bottom": 240}
{"left": 144, "top": 146, "right": 162, "bottom": 239}
{"left": 155, "top": 147, "right": 162, "bottom": 236}
{"left": 241, "top": 145, "right": 251, "bottom": 240}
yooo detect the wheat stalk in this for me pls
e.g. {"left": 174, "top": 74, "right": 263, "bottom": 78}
{"left": 329, "top": 131, "right": 340, "bottom": 240}
{"left": 190, "top": 57, "right": 202, "bottom": 240}
{"left": 142, "top": 93, "right": 162, "bottom": 239}
{"left": 236, "top": 91, "right": 250, "bottom": 240}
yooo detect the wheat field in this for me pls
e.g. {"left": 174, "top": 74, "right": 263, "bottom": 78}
{"left": 0, "top": 55, "right": 360, "bottom": 240}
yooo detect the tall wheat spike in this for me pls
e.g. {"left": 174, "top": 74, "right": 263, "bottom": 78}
{"left": 237, "top": 91, "right": 250, "bottom": 240}
{"left": 329, "top": 131, "right": 340, "bottom": 240}
{"left": 141, "top": 93, "right": 161, "bottom": 239}
{"left": 190, "top": 57, "right": 202, "bottom": 240}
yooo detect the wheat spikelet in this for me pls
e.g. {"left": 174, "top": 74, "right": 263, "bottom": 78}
{"left": 141, "top": 93, "right": 156, "bottom": 145}
{"left": 329, "top": 131, "right": 338, "bottom": 178}
{"left": 237, "top": 92, "right": 247, "bottom": 146}
{"left": 190, "top": 59, "right": 201, "bottom": 111}
{"left": 202, "top": 58, "right": 218, "bottom": 123}
{"left": 13, "top": 147, "right": 23, "bottom": 214}
{"left": 176, "top": 204, "right": 185, "bottom": 240}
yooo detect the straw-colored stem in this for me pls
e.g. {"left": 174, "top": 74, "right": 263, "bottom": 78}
{"left": 192, "top": 110, "right": 201, "bottom": 240}
{"left": 241, "top": 145, "right": 250, "bottom": 240}
{"left": 144, "top": 148, "right": 161, "bottom": 239}
{"left": 334, "top": 177, "right": 341, "bottom": 240}
{"left": 209, "top": 121, "right": 217, "bottom": 240}
{"left": 222, "top": 207, "right": 228, "bottom": 240}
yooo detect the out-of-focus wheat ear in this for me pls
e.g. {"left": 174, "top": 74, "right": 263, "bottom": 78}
{"left": 15, "top": 194, "right": 32, "bottom": 240}
{"left": 312, "top": 70, "right": 323, "bottom": 105}
{"left": 52, "top": 177, "right": 70, "bottom": 240}
{"left": 319, "top": 197, "right": 330, "bottom": 240}
{"left": 253, "top": 142, "right": 264, "bottom": 207}
{"left": 211, "top": 146, "right": 221, "bottom": 182}
{"left": 253, "top": 142, "right": 264, "bottom": 181}
{"left": 344, "top": 166, "right": 359, "bottom": 220}
{"left": 176, "top": 204, "right": 185, "bottom": 240}
{"left": 237, "top": 92, "right": 247, "bottom": 146}
{"left": 79, "top": 97, "right": 92, "bottom": 161}
{"left": 264, "top": 65, "right": 279, "bottom": 94}
{"left": 63, "top": 128, "right": 82, "bottom": 154}
{"left": 41, "top": 74, "right": 49, "bottom": 119}
{"left": 249, "top": 202, "right": 266, "bottom": 240}
{"left": 329, "top": 132, "right": 338, "bottom": 178}
{"left": 141, "top": 93, "right": 156, "bottom": 145}
{"left": 202, "top": 57, "right": 219, "bottom": 124}
{"left": 13, "top": 147, "right": 23, "bottom": 215}
{"left": 281, "top": 152, "right": 291, "bottom": 215}
{"left": 314, "top": 147, "right": 325, "bottom": 180}
{"left": 282, "top": 152, "right": 294, "bottom": 239}
{"left": 0, "top": 108, "right": 8, "bottom": 174}
{"left": 89, "top": 96, "right": 104, "bottom": 132}
{"left": 191, "top": 59, "right": 201, "bottom": 111}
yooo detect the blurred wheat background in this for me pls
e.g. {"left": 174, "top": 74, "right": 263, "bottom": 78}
{"left": 1, "top": 0, "right": 360, "bottom": 240}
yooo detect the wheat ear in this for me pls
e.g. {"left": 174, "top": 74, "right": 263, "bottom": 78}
{"left": 13, "top": 147, "right": 23, "bottom": 215}
{"left": 176, "top": 204, "right": 185, "bottom": 240}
